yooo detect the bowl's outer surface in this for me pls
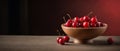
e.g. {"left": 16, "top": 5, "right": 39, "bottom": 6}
{"left": 61, "top": 23, "right": 108, "bottom": 40}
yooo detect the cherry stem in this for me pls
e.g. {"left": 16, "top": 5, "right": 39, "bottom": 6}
{"left": 66, "top": 13, "right": 71, "bottom": 19}
{"left": 57, "top": 29, "right": 61, "bottom": 36}
{"left": 87, "top": 11, "right": 93, "bottom": 16}
{"left": 63, "top": 16, "right": 66, "bottom": 22}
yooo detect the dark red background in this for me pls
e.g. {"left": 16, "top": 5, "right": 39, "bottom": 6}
{"left": 1, "top": 0, "right": 120, "bottom": 35}
{"left": 29, "top": 0, "right": 120, "bottom": 35}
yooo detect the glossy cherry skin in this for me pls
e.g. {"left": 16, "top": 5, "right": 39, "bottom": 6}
{"left": 107, "top": 37, "right": 114, "bottom": 44}
{"left": 83, "top": 22, "right": 89, "bottom": 28}
{"left": 64, "top": 19, "right": 72, "bottom": 27}
{"left": 72, "top": 21, "right": 79, "bottom": 27}
{"left": 91, "top": 16, "right": 98, "bottom": 23}
{"left": 73, "top": 17, "right": 79, "bottom": 22}
{"left": 57, "top": 37, "right": 62, "bottom": 43}
{"left": 83, "top": 16, "right": 90, "bottom": 22}
{"left": 63, "top": 36, "right": 70, "bottom": 42}
{"left": 79, "top": 17, "right": 84, "bottom": 22}
{"left": 90, "top": 22, "right": 97, "bottom": 27}
{"left": 64, "top": 22, "right": 71, "bottom": 27}
{"left": 78, "top": 22, "right": 83, "bottom": 27}
{"left": 67, "top": 19, "right": 73, "bottom": 23}
{"left": 58, "top": 38, "right": 65, "bottom": 45}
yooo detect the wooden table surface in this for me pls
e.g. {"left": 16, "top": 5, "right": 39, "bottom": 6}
{"left": 0, "top": 35, "right": 120, "bottom": 51}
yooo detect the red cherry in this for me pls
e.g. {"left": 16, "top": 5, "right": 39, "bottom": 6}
{"left": 72, "top": 21, "right": 79, "bottom": 27}
{"left": 67, "top": 19, "right": 73, "bottom": 23}
{"left": 79, "top": 17, "right": 84, "bottom": 22}
{"left": 64, "top": 22, "right": 71, "bottom": 27}
{"left": 78, "top": 22, "right": 83, "bottom": 27}
{"left": 90, "top": 22, "right": 97, "bottom": 27}
{"left": 58, "top": 38, "right": 65, "bottom": 45}
{"left": 63, "top": 36, "right": 70, "bottom": 42}
{"left": 83, "top": 16, "right": 90, "bottom": 22}
{"left": 107, "top": 37, "right": 114, "bottom": 44}
{"left": 91, "top": 16, "right": 98, "bottom": 23}
{"left": 83, "top": 22, "right": 89, "bottom": 28}
{"left": 57, "top": 37, "right": 62, "bottom": 43}
{"left": 64, "top": 19, "right": 72, "bottom": 27}
{"left": 73, "top": 17, "right": 79, "bottom": 22}
{"left": 96, "top": 22, "right": 104, "bottom": 27}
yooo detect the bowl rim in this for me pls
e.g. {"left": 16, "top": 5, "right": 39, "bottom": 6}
{"left": 61, "top": 23, "right": 108, "bottom": 29}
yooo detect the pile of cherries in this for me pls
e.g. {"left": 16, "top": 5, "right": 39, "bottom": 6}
{"left": 57, "top": 36, "right": 70, "bottom": 45}
{"left": 64, "top": 16, "right": 104, "bottom": 28}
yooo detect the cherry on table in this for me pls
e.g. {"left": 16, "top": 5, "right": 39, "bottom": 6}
{"left": 58, "top": 38, "right": 65, "bottom": 45}
{"left": 57, "top": 37, "right": 63, "bottom": 43}
{"left": 63, "top": 36, "right": 70, "bottom": 42}
{"left": 107, "top": 37, "right": 114, "bottom": 44}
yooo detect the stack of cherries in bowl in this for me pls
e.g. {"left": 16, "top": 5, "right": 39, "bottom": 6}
{"left": 64, "top": 16, "right": 103, "bottom": 28}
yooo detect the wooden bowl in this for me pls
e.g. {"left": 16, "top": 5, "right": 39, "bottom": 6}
{"left": 61, "top": 23, "right": 108, "bottom": 44}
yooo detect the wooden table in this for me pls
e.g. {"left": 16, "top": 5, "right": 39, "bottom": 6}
{"left": 0, "top": 35, "right": 120, "bottom": 51}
